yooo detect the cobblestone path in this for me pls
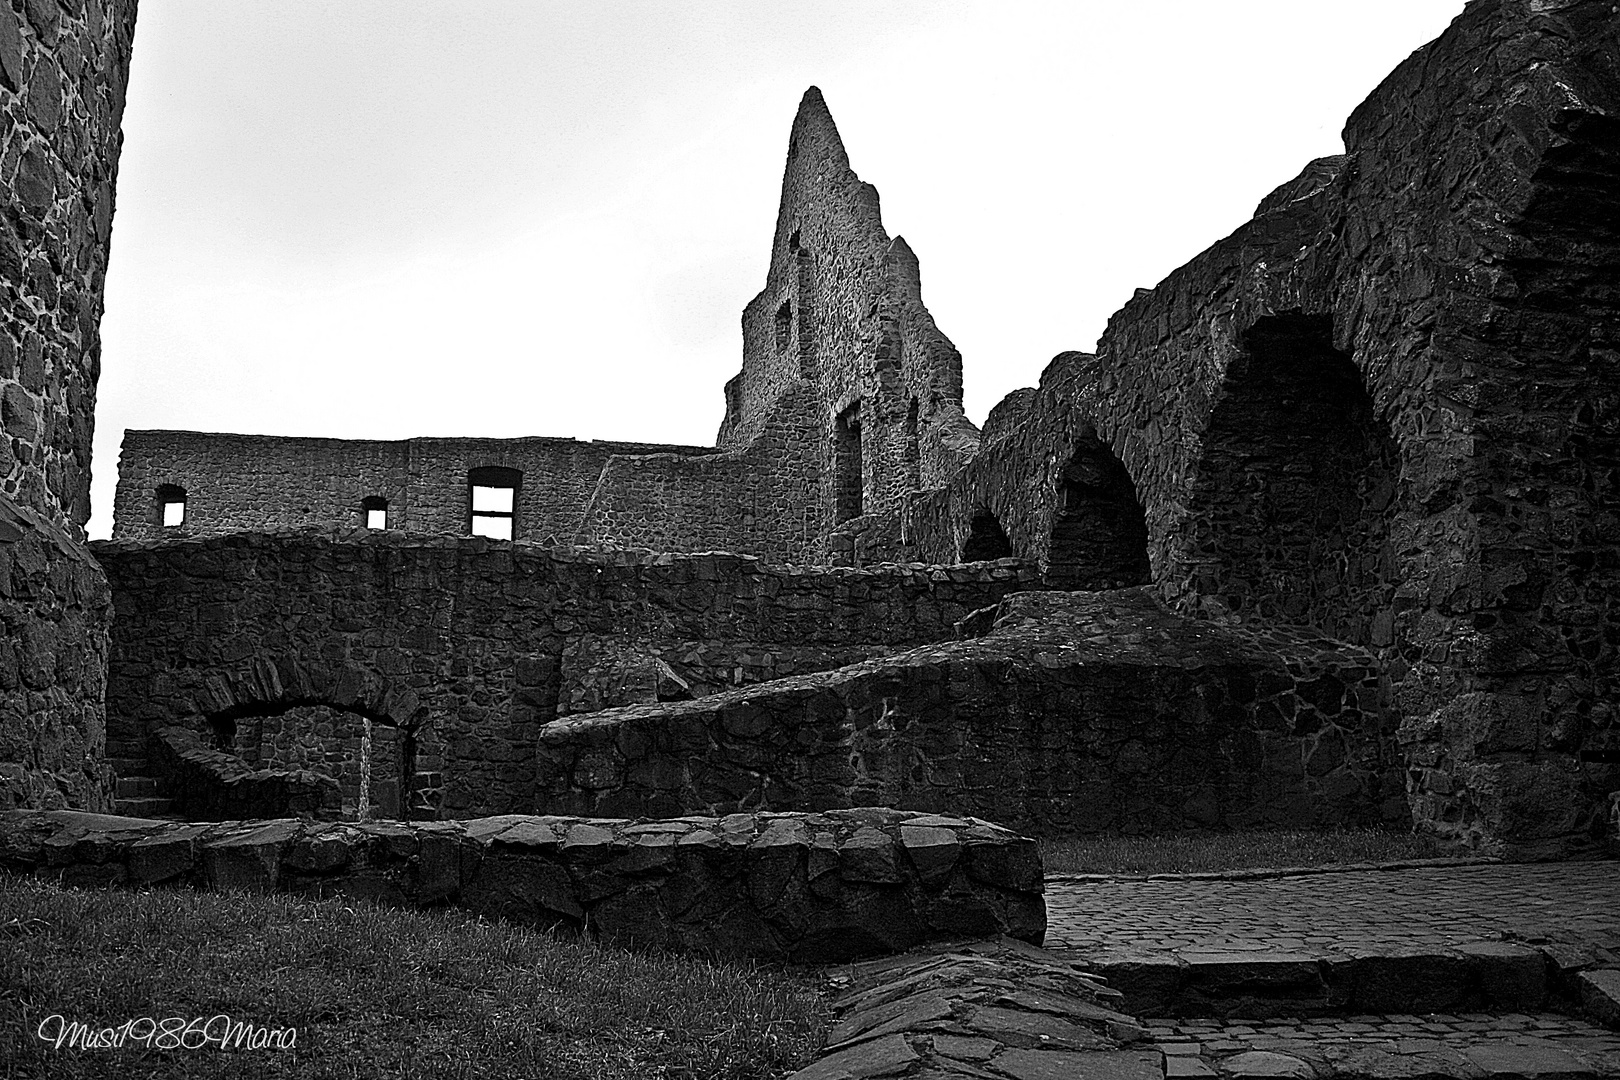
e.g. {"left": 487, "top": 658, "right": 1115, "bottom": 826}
{"left": 1045, "top": 862, "right": 1620, "bottom": 958}
{"left": 1148, "top": 1012, "right": 1620, "bottom": 1077}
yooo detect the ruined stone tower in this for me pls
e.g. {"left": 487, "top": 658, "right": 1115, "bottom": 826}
{"left": 0, "top": 0, "right": 139, "bottom": 809}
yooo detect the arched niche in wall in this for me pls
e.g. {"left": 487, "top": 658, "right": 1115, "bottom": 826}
{"left": 1045, "top": 438, "right": 1151, "bottom": 590}
{"left": 961, "top": 508, "right": 1014, "bottom": 562}
{"left": 209, "top": 702, "right": 419, "bottom": 821}
{"left": 1183, "top": 312, "right": 1400, "bottom": 643}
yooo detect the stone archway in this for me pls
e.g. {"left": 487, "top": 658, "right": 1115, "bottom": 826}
{"left": 1044, "top": 437, "right": 1151, "bottom": 590}
{"left": 961, "top": 508, "right": 1014, "bottom": 562}
{"left": 1182, "top": 313, "right": 1400, "bottom": 643}
{"left": 185, "top": 654, "right": 430, "bottom": 820}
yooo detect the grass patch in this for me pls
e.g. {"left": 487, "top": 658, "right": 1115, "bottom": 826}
{"left": 1039, "top": 827, "right": 1458, "bottom": 876}
{"left": 0, "top": 875, "right": 829, "bottom": 1080}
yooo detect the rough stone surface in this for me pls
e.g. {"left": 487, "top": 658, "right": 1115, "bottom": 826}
{"left": 784, "top": 936, "right": 1154, "bottom": 1080}
{"left": 91, "top": 532, "right": 1036, "bottom": 819}
{"left": 1147, "top": 1012, "right": 1620, "bottom": 1080}
{"left": 537, "top": 589, "right": 1408, "bottom": 832}
{"left": 1579, "top": 969, "right": 1620, "bottom": 1029}
{"left": 0, "top": 806, "right": 1044, "bottom": 961}
{"left": 0, "top": 0, "right": 136, "bottom": 813}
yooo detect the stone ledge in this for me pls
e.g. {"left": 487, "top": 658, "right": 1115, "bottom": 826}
{"left": 0, "top": 807, "right": 1044, "bottom": 963}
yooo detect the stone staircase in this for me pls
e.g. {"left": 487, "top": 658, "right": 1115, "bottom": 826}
{"left": 106, "top": 736, "right": 180, "bottom": 820}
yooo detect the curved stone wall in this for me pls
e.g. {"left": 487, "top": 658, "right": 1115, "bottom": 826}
{"left": 0, "top": 806, "right": 1046, "bottom": 963}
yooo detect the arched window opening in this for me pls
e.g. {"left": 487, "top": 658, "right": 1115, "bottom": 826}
{"left": 1046, "top": 440, "right": 1151, "bottom": 590}
{"left": 961, "top": 509, "right": 1014, "bottom": 562}
{"left": 1184, "top": 313, "right": 1399, "bottom": 642}
{"left": 468, "top": 466, "right": 521, "bottom": 541}
{"left": 156, "top": 484, "right": 186, "bottom": 528}
{"left": 362, "top": 495, "right": 388, "bottom": 530}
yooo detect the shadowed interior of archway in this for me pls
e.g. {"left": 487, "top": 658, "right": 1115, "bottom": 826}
{"left": 207, "top": 700, "right": 418, "bottom": 820}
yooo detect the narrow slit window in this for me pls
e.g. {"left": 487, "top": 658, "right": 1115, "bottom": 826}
{"left": 775, "top": 300, "right": 793, "bottom": 353}
{"left": 157, "top": 484, "right": 186, "bottom": 528}
{"left": 362, "top": 496, "right": 388, "bottom": 530}
{"left": 468, "top": 467, "right": 520, "bottom": 540}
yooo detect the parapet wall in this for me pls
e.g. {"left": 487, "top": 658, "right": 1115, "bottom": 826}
{"left": 92, "top": 531, "right": 1039, "bottom": 818}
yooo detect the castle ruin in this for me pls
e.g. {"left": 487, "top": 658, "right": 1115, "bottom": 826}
{"left": 3, "top": 0, "right": 1618, "bottom": 859}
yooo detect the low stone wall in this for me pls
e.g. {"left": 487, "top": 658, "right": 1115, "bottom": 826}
{"left": 536, "top": 589, "right": 1409, "bottom": 833}
{"left": 0, "top": 807, "right": 1045, "bottom": 963}
{"left": 92, "top": 532, "right": 1039, "bottom": 818}
{"left": 0, "top": 501, "right": 111, "bottom": 811}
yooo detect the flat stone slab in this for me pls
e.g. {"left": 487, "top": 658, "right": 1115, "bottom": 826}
{"left": 0, "top": 807, "right": 1044, "bottom": 963}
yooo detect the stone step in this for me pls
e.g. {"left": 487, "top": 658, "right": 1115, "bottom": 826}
{"left": 114, "top": 775, "right": 158, "bottom": 798}
{"left": 112, "top": 796, "right": 179, "bottom": 820}
{"left": 1076, "top": 944, "right": 1555, "bottom": 1019}
{"left": 1146, "top": 1011, "right": 1620, "bottom": 1078}
{"left": 106, "top": 756, "right": 151, "bottom": 777}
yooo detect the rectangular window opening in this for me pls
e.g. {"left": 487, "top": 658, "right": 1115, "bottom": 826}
{"left": 163, "top": 500, "right": 185, "bottom": 527}
{"left": 467, "top": 467, "right": 521, "bottom": 540}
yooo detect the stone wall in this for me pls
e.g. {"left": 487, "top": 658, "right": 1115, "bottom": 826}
{"left": 891, "top": 0, "right": 1620, "bottom": 855}
{"left": 0, "top": 0, "right": 137, "bottom": 811}
{"left": 577, "top": 384, "right": 825, "bottom": 563}
{"left": 536, "top": 590, "right": 1409, "bottom": 833}
{"left": 111, "top": 430, "right": 720, "bottom": 543}
{"left": 92, "top": 531, "right": 1040, "bottom": 819}
{"left": 0, "top": 499, "right": 111, "bottom": 809}
{"left": 0, "top": 807, "right": 1046, "bottom": 963}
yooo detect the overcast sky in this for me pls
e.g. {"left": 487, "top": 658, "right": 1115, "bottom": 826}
{"left": 90, "top": 0, "right": 1468, "bottom": 538}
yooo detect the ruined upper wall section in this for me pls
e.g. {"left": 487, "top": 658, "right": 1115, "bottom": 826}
{"left": 1, "top": 0, "right": 137, "bottom": 534}
{"left": 112, "top": 429, "right": 718, "bottom": 542}
{"left": 719, "top": 88, "right": 978, "bottom": 529}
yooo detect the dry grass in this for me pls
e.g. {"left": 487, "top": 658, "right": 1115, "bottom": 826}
{"left": 1039, "top": 827, "right": 1457, "bottom": 876}
{"left": 0, "top": 875, "right": 829, "bottom": 1080}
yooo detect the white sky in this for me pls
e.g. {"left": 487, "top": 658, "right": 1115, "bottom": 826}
{"left": 90, "top": 0, "right": 1468, "bottom": 539}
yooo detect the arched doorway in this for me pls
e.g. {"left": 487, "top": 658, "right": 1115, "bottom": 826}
{"left": 1045, "top": 438, "right": 1151, "bottom": 590}
{"left": 1183, "top": 313, "right": 1400, "bottom": 642}
{"left": 961, "top": 508, "right": 1014, "bottom": 562}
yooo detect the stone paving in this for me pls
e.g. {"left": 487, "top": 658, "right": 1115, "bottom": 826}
{"left": 1148, "top": 1012, "right": 1620, "bottom": 1078}
{"left": 1043, "top": 861, "right": 1620, "bottom": 1019}
{"left": 1044, "top": 863, "right": 1620, "bottom": 959}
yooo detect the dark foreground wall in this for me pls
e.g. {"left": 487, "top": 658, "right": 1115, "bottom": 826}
{"left": 92, "top": 532, "right": 1038, "bottom": 819}
{"left": 537, "top": 590, "right": 1410, "bottom": 834}
{"left": 0, "top": 0, "right": 138, "bottom": 810}
{"left": 0, "top": 807, "right": 1045, "bottom": 962}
